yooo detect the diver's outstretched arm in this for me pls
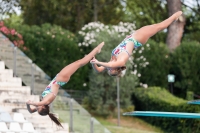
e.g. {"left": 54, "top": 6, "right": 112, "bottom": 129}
{"left": 26, "top": 99, "right": 50, "bottom": 107}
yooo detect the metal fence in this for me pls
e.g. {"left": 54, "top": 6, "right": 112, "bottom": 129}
{"left": 52, "top": 93, "right": 111, "bottom": 133}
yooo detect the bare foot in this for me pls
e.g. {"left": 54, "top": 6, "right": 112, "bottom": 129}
{"left": 97, "top": 42, "right": 105, "bottom": 53}
{"left": 174, "top": 11, "right": 183, "bottom": 21}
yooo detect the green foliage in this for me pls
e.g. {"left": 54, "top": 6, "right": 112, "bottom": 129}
{"left": 132, "top": 87, "right": 200, "bottom": 133}
{"left": 3, "top": 14, "right": 23, "bottom": 27}
{"left": 0, "top": 0, "right": 20, "bottom": 20}
{"left": 183, "top": 7, "right": 200, "bottom": 42}
{"left": 133, "top": 40, "right": 170, "bottom": 88}
{"left": 83, "top": 30, "right": 138, "bottom": 117}
{"left": 0, "top": 20, "right": 24, "bottom": 47}
{"left": 132, "top": 40, "right": 200, "bottom": 99}
{"left": 4, "top": 22, "right": 90, "bottom": 90}
{"left": 169, "top": 41, "right": 200, "bottom": 98}
{"left": 124, "top": 0, "right": 168, "bottom": 42}
{"left": 186, "top": 91, "right": 194, "bottom": 101}
{"left": 19, "top": 0, "right": 124, "bottom": 32}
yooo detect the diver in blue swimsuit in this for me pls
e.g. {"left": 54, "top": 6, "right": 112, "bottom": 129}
{"left": 91, "top": 11, "right": 183, "bottom": 76}
{"left": 26, "top": 42, "right": 104, "bottom": 127}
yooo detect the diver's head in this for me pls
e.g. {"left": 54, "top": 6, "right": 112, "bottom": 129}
{"left": 107, "top": 66, "right": 126, "bottom": 77}
{"left": 37, "top": 105, "right": 49, "bottom": 116}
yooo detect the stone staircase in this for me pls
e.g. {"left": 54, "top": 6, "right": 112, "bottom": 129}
{"left": 0, "top": 61, "right": 69, "bottom": 133}
{"left": 0, "top": 33, "right": 50, "bottom": 95}
{"left": 0, "top": 32, "right": 111, "bottom": 133}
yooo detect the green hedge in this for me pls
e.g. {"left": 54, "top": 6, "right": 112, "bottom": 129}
{"left": 4, "top": 22, "right": 91, "bottom": 90}
{"left": 132, "top": 87, "right": 200, "bottom": 133}
{"left": 170, "top": 41, "right": 200, "bottom": 98}
{"left": 83, "top": 30, "right": 138, "bottom": 117}
{"left": 133, "top": 40, "right": 170, "bottom": 88}
{"left": 133, "top": 40, "right": 200, "bottom": 99}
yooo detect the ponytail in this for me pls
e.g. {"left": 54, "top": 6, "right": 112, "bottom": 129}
{"left": 38, "top": 105, "right": 63, "bottom": 128}
{"left": 48, "top": 113, "right": 63, "bottom": 128}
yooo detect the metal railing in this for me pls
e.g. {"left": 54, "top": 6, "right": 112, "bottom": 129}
{"left": 51, "top": 93, "right": 110, "bottom": 133}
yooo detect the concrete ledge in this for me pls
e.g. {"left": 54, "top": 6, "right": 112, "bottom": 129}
{"left": 0, "top": 61, "right": 5, "bottom": 70}
{"left": 0, "top": 82, "right": 22, "bottom": 87}
{"left": 0, "top": 69, "right": 13, "bottom": 76}
{"left": 0, "top": 88, "right": 31, "bottom": 95}
{"left": 0, "top": 77, "right": 22, "bottom": 83}
{"left": 0, "top": 95, "right": 40, "bottom": 103}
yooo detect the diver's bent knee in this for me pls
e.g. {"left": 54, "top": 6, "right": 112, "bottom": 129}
{"left": 57, "top": 74, "right": 70, "bottom": 82}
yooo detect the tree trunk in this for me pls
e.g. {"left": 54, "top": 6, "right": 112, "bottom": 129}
{"left": 93, "top": 0, "right": 98, "bottom": 21}
{"left": 166, "top": 0, "right": 186, "bottom": 51}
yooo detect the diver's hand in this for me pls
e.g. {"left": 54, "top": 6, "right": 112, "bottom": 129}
{"left": 90, "top": 57, "right": 99, "bottom": 64}
{"left": 26, "top": 100, "right": 32, "bottom": 105}
{"left": 26, "top": 100, "right": 37, "bottom": 106}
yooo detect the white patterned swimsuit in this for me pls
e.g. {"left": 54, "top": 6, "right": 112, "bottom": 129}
{"left": 111, "top": 34, "right": 142, "bottom": 56}
{"left": 41, "top": 75, "right": 67, "bottom": 98}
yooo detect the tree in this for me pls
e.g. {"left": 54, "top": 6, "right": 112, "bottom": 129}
{"left": 83, "top": 30, "right": 137, "bottom": 117}
{"left": 93, "top": 0, "right": 124, "bottom": 24}
{"left": 133, "top": 40, "right": 170, "bottom": 89}
{"left": 124, "top": 0, "right": 168, "bottom": 43}
{"left": 79, "top": 22, "right": 138, "bottom": 116}
{"left": 0, "top": 0, "right": 20, "bottom": 20}
{"left": 4, "top": 21, "right": 90, "bottom": 90}
{"left": 170, "top": 41, "right": 200, "bottom": 98}
{"left": 166, "top": 0, "right": 186, "bottom": 51}
{"left": 19, "top": 0, "right": 124, "bottom": 33}
{"left": 181, "top": 0, "right": 200, "bottom": 42}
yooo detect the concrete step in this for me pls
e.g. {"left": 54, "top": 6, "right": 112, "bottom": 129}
{"left": 0, "top": 32, "right": 69, "bottom": 133}
{"left": 0, "top": 91, "right": 31, "bottom": 97}
{"left": 0, "top": 53, "right": 32, "bottom": 62}
{"left": 1, "top": 59, "right": 32, "bottom": 67}
{"left": 0, "top": 61, "right": 5, "bottom": 70}
{"left": 0, "top": 103, "right": 27, "bottom": 108}
{"left": 0, "top": 69, "right": 13, "bottom": 78}
{"left": 2, "top": 60, "right": 32, "bottom": 68}
{"left": 0, "top": 95, "right": 40, "bottom": 104}
{"left": 19, "top": 78, "right": 48, "bottom": 89}
{"left": 0, "top": 81, "right": 22, "bottom": 87}
{"left": 16, "top": 73, "right": 49, "bottom": 82}
{"left": 11, "top": 107, "right": 69, "bottom": 132}
{"left": 1, "top": 60, "right": 49, "bottom": 80}
{"left": 0, "top": 43, "right": 22, "bottom": 51}
{"left": 17, "top": 109, "right": 69, "bottom": 133}
{"left": 0, "top": 86, "right": 31, "bottom": 95}
{"left": 3, "top": 61, "right": 48, "bottom": 79}
{"left": 0, "top": 77, "right": 22, "bottom": 83}
{"left": 0, "top": 40, "right": 13, "bottom": 46}
{"left": 0, "top": 42, "right": 13, "bottom": 47}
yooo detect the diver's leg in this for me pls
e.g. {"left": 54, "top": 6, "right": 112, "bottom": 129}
{"left": 133, "top": 11, "right": 182, "bottom": 44}
{"left": 56, "top": 42, "right": 104, "bottom": 82}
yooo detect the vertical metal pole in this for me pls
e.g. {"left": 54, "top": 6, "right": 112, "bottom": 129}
{"left": 171, "top": 83, "right": 173, "bottom": 94}
{"left": 90, "top": 117, "right": 94, "bottom": 133}
{"left": 31, "top": 63, "right": 35, "bottom": 95}
{"left": 70, "top": 99, "right": 73, "bottom": 132}
{"left": 117, "top": 77, "right": 120, "bottom": 126}
{"left": 50, "top": 102, "right": 54, "bottom": 112}
{"left": 13, "top": 47, "right": 17, "bottom": 77}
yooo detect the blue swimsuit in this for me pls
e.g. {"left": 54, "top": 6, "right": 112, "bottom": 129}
{"left": 41, "top": 75, "right": 67, "bottom": 98}
{"left": 111, "top": 34, "right": 142, "bottom": 56}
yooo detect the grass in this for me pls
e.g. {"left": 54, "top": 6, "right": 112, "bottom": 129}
{"left": 95, "top": 115, "right": 164, "bottom": 133}
{"left": 53, "top": 96, "right": 164, "bottom": 133}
